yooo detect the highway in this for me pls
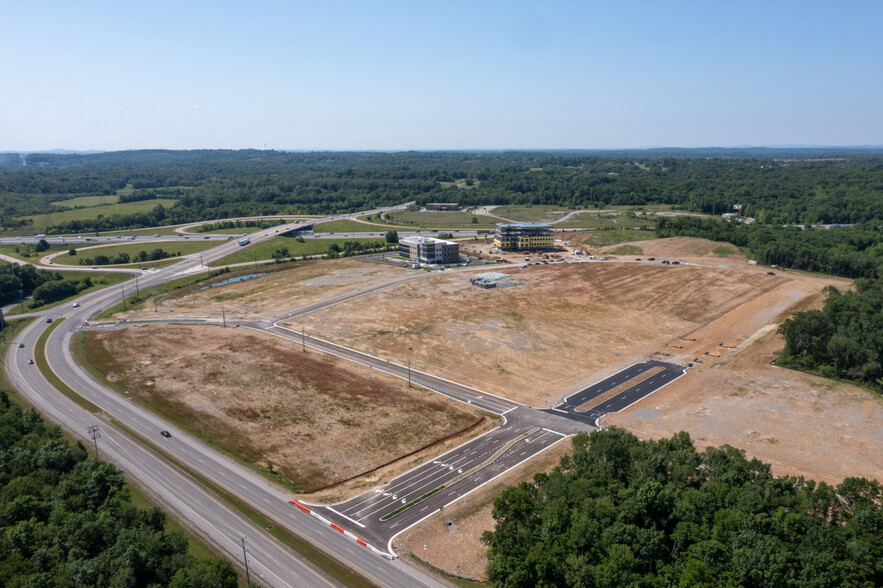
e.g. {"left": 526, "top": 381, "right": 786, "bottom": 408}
{"left": 4, "top": 204, "right": 689, "bottom": 586}
{"left": 6, "top": 206, "right": 453, "bottom": 588}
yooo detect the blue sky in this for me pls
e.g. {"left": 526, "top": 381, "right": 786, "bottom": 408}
{"left": 1, "top": 1, "right": 881, "bottom": 150}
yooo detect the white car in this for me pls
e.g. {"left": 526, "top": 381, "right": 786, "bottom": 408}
{"left": 72, "top": 303, "right": 80, "bottom": 307}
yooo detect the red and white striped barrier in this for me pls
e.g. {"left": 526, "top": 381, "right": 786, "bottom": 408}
{"left": 289, "top": 500, "right": 394, "bottom": 560}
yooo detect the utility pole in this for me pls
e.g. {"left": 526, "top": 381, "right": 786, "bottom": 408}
{"left": 407, "top": 347, "right": 413, "bottom": 387}
{"left": 241, "top": 537, "right": 251, "bottom": 585}
{"left": 87, "top": 425, "right": 100, "bottom": 457}
{"left": 121, "top": 286, "right": 126, "bottom": 310}
{"left": 222, "top": 305, "right": 226, "bottom": 328}
{"left": 134, "top": 274, "right": 140, "bottom": 297}
{"left": 301, "top": 327, "right": 305, "bottom": 352}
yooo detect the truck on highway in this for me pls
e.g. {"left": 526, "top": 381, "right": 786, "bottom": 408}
{"left": 238, "top": 237, "right": 250, "bottom": 246}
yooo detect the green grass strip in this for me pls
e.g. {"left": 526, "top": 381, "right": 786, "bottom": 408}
{"left": 35, "top": 318, "right": 102, "bottom": 413}
{"left": 381, "top": 486, "right": 445, "bottom": 521}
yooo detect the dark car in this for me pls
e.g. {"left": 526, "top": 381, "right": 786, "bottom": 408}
{"left": 767, "top": 271, "right": 776, "bottom": 275}
{"left": 18, "top": 343, "right": 24, "bottom": 348}
{"left": 648, "top": 257, "right": 655, "bottom": 261}
{"left": 45, "top": 317, "right": 53, "bottom": 323}
{"left": 28, "top": 359, "right": 34, "bottom": 365}
{"left": 160, "top": 430, "right": 172, "bottom": 438}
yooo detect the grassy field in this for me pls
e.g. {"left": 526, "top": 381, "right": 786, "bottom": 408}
{"left": 50, "top": 194, "right": 121, "bottom": 208}
{"left": 580, "top": 229, "right": 658, "bottom": 247}
{"left": 490, "top": 205, "right": 571, "bottom": 223}
{"left": 383, "top": 210, "right": 498, "bottom": 228}
{"left": 52, "top": 240, "right": 219, "bottom": 266}
{"left": 313, "top": 219, "right": 394, "bottom": 233}
{"left": 556, "top": 212, "right": 656, "bottom": 229}
{"left": 209, "top": 236, "right": 387, "bottom": 266}
{"left": 22, "top": 199, "right": 179, "bottom": 227}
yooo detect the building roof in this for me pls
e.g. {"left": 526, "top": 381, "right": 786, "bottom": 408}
{"left": 400, "top": 235, "right": 457, "bottom": 246}
{"left": 473, "top": 272, "right": 509, "bottom": 282}
{"left": 495, "top": 222, "right": 553, "bottom": 229}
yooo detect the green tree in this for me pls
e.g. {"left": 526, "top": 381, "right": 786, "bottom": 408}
{"left": 385, "top": 230, "right": 399, "bottom": 243}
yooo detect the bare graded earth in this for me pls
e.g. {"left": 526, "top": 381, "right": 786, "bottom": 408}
{"left": 81, "top": 324, "right": 488, "bottom": 494}
{"left": 286, "top": 255, "right": 783, "bottom": 406}
{"left": 114, "top": 259, "right": 409, "bottom": 322}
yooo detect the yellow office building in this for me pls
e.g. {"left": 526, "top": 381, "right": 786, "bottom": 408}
{"left": 493, "top": 223, "right": 554, "bottom": 250}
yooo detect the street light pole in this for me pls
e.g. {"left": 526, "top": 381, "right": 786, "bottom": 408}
{"left": 87, "top": 425, "right": 100, "bottom": 457}
{"left": 407, "top": 347, "right": 413, "bottom": 387}
{"left": 302, "top": 327, "right": 305, "bottom": 352}
{"left": 241, "top": 537, "right": 251, "bottom": 585}
{"left": 221, "top": 305, "right": 226, "bottom": 328}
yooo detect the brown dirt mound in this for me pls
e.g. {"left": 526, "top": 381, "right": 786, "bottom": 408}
{"left": 601, "top": 236, "right": 745, "bottom": 261}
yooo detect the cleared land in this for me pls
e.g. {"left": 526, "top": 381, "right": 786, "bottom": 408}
{"left": 51, "top": 194, "right": 120, "bottom": 208}
{"left": 556, "top": 211, "right": 656, "bottom": 229}
{"left": 51, "top": 240, "right": 218, "bottom": 265}
{"left": 114, "top": 259, "right": 409, "bottom": 322}
{"left": 209, "top": 236, "right": 386, "bottom": 266}
{"left": 284, "top": 245, "right": 786, "bottom": 405}
{"left": 78, "top": 324, "right": 489, "bottom": 493}
{"left": 22, "top": 199, "right": 179, "bottom": 226}
{"left": 382, "top": 210, "right": 498, "bottom": 228}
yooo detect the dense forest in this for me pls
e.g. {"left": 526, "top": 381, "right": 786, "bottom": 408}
{"left": 778, "top": 279, "right": 883, "bottom": 391}
{"left": 1, "top": 150, "right": 881, "bottom": 233}
{"left": 483, "top": 428, "right": 883, "bottom": 587}
{"left": 0, "top": 391, "right": 237, "bottom": 587}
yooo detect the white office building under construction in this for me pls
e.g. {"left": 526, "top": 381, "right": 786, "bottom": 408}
{"left": 399, "top": 235, "right": 460, "bottom": 265}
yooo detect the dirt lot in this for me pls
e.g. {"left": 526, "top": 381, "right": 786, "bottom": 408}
{"left": 79, "top": 324, "right": 492, "bottom": 495}
{"left": 607, "top": 307, "right": 883, "bottom": 486}
{"left": 286, "top": 252, "right": 785, "bottom": 406}
{"left": 114, "top": 259, "right": 408, "bottom": 322}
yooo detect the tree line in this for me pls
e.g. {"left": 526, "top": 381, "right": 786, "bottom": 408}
{"left": 484, "top": 428, "right": 883, "bottom": 587}
{"left": 0, "top": 391, "right": 238, "bottom": 587}
{"left": 2, "top": 150, "right": 880, "bottom": 234}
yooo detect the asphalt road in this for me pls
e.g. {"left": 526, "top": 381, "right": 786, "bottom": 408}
{"left": 545, "top": 360, "right": 685, "bottom": 425}
{"left": 318, "top": 409, "right": 568, "bottom": 551}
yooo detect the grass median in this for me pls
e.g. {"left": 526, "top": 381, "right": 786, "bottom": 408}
{"left": 35, "top": 318, "right": 102, "bottom": 413}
